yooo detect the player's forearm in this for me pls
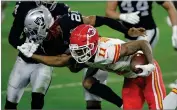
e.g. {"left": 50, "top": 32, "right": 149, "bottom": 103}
{"left": 83, "top": 15, "right": 128, "bottom": 34}
{"left": 106, "top": 10, "right": 121, "bottom": 20}
{"left": 105, "top": 1, "right": 120, "bottom": 20}
{"left": 94, "top": 16, "right": 128, "bottom": 34}
{"left": 139, "top": 40, "right": 154, "bottom": 64}
{"left": 31, "top": 54, "right": 71, "bottom": 67}
{"left": 121, "top": 40, "right": 153, "bottom": 64}
{"left": 163, "top": 1, "right": 177, "bottom": 26}
{"left": 167, "top": 7, "right": 177, "bottom": 26}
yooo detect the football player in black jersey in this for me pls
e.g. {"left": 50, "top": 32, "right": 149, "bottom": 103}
{"left": 17, "top": 6, "right": 146, "bottom": 110}
{"left": 5, "top": 1, "right": 70, "bottom": 109}
{"left": 106, "top": 1, "right": 177, "bottom": 49}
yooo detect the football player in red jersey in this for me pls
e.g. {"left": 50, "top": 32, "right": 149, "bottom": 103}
{"left": 69, "top": 24, "right": 166, "bottom": 109}
{"left": 18, "top": 24, "right": 166, "bottom": 109}
{"left": 16, "top": 5, "right": 146, "bottom": 110}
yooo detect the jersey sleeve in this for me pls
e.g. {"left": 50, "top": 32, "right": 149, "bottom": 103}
{"left": 54, "top": 3, "right": 70, "bottom": 17}
{"left": 107, "top": 44, "right": 121, "bottom": 64}
{"left": 9, "top": 1, "right": 31, "bottom": 49}
{"left": 59, "top": 11, "right": 84, "bottom": 29}
{"left": 95, "top": 37, "right": 123, "bottom": 64}
{"left": 95, "top": 43, "right": 121, "bottom": 64}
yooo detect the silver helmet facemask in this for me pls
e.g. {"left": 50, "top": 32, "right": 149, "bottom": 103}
{"left": 35, "top": 1, "right": 57, "bottom": 11}
{"left": 24, "top": 5, "right": 54, "bottom": 44}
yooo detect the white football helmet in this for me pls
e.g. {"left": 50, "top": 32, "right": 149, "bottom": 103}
{"left": 24, "top": 5, "right": 54, "bottom": 44}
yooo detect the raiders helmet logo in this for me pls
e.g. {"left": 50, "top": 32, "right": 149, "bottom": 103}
{"left": 34, "top": 16, "right": 45, "bottom": 26}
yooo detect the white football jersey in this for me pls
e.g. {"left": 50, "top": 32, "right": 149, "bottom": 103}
{"left": 86, "top": 37, "right": 138, "bottom": 78}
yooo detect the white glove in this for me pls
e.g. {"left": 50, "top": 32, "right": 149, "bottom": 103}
{"left": 172, "top": 25, "right": 177, "bottom": 49}
{"left": 119, "top": 11, "right": 140, "bottom": 24}
{"left": 17, "top": 41, "right": 39, "bottom": 58}
{"left": 135, "top": 64, "right": 155, "bottom": 77}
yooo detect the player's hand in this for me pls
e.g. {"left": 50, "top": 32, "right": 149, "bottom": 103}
{"left": 128, "top": 27, "right": 146, "bottom": 37}
{"left": 17, "top": 41, "right": 39, "bottom": 58}
{"left": 172, "top": 26, "right": 177, "bottom": 50}
{"left": 119, "top": 11, "right": 140, "bottom": 24}
{"left": 135, "top": 64, "right": 155, "bottom": 77}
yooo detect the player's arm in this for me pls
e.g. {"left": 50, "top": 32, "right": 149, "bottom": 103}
{"left": 120, "top": 40, "right": 153, "bottom": 64}
{"left": 161, "top": 1, "right": 177, "bottom": 26}
{"left": 29, "top": 54, "right": 86, "bottom": 71}
{"left": 160, "top": 1, "right": 177, "bottom": 49}
{"left": 105, "top": 1, "right": 140, "bottom": 24}
{"left": 17, "top": 42, "right": 86, "bottom": 70}
{"left": 82, "top": 15, "right": 128, "bottom": 33}
{"left": 31, "top": 54, "right": 71, "bottom": 67}
{"left": 9, "top": 2, "right": 27, "bottom": 49}
{"left": 105, "top": 1, "right": 120, "bottom": 20}
{"left": 82, "top": 16, "right": 145, "bottom": 37}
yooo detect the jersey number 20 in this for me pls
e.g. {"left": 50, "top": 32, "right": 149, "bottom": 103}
{"left": 70, "top": 11, "right": 82, "bottom": 22}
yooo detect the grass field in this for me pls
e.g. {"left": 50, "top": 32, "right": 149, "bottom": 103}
{"left": 1, "top": 1, "right": 177, "bottom": 110}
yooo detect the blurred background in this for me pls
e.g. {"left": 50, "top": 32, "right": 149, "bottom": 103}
{"left": 1, "top": 1, "right": 177, "bottom": 110}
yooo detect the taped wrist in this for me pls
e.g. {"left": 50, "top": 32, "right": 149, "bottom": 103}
{"left": 95, "top": 16, "right": 129, "bottom": 34}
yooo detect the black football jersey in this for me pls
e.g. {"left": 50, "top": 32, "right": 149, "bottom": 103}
{"left": 118, "top": 1, "right": 164, "bottom": 29}
{"left": 9, "top": 1, "right": 70, "bottom": 63}
{"left": 37, "top": 11, "right": 84, "bottom": 57}
{"left": 58, "top": 11, "right": 84, "bottom": 44}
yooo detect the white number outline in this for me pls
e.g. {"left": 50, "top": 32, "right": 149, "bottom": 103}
{"left": 121, "top": 1, "right": 149, "bottom": 16}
